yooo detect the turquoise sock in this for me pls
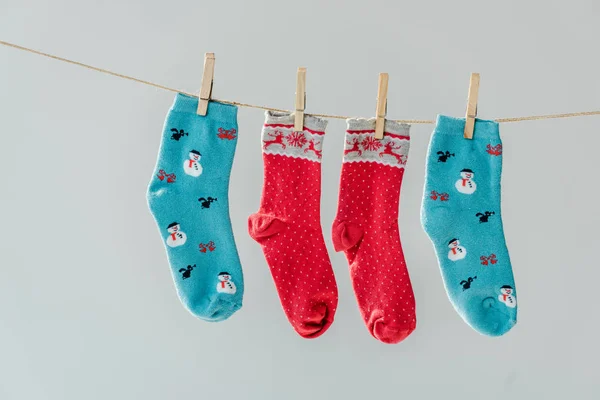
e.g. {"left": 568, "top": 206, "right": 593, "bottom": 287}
{"left": 147, "top": 94, "right": 243, "bottom": 322}
{"left": 421, "top": 115, "right": 517, "bottom": 336}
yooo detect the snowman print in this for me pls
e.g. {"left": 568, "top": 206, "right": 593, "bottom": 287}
{"left": 166, "top": 222, "right": 187, "bottom": 247}
{"left": 455, "top": 168, "right": 477, "bottom": 194}
{"left": 183, "top": 150, "right": 203, "bottom": 177}
{"left": 447, "top": 238, "right": 467, "bottom": 261}
{"left": 498, "top": 285, "right": 517, "bottom": 308}
{"left": 216, "top": 272, "right": 236, "bottom": 295}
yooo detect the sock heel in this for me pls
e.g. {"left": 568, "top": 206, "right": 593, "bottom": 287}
{"left": 420, "top": 204, "right": 453, "bottom": 238}
{"left": 247, "top": 213, "right": 287, "bottom": 243}
{"left": 331, "top": 220, "right": 364, "bottom": 251}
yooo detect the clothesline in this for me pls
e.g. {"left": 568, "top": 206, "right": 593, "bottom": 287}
{"left": 2, "top": 39, "right": 600, "bottom": 125}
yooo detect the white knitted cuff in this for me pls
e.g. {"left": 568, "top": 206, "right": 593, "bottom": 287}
{"left": 261, "top": 111, "right": 328, "bottom": 162}
{"left": 342, "top": 118, "right": 411, "bottom": 168}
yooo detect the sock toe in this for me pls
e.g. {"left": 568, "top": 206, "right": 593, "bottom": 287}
{"left": 368, "top": 312, "right": 416, "bottom": 344}
{"left": 463, "top": 296, "right": 516, "bottom": 337}
{"left": 187, "top": 294, "right": 241, "bottom": 322}
{"left": 295, "top": 303, "right": 334, "bottom": 339}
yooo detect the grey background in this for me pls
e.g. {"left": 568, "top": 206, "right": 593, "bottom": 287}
{"left": 1, "top": 0, "right": 599, "bottom": 399}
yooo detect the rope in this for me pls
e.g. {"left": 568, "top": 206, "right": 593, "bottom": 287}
{"left": 2, "top": 40, "right": 599, "bottom": 125}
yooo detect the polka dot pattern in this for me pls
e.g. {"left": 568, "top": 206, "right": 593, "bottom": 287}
{"left": 249, "top": 129, "right": 338, "bottom": 339}
{"left": 332, "top": 132, "right": 416, "bottom": 344}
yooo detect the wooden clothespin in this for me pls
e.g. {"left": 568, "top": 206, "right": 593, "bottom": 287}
{"left": 374, "top": 73, "right": 389, "bottom": 140}
{"left": 294, "top": 67, "right": 306, "bottom": 132}
{"left": 197, "top": 53, "right": 215, "bottom": 116}
{"left": 464, "top": 72, "right": 480, "bottom": 139}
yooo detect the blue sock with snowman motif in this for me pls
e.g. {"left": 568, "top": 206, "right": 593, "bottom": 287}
{"left": 421, "top": 115, "right": 517, "bottom": 336}
{"left": 147, "top": 93, "right": 243, "bottom": 321}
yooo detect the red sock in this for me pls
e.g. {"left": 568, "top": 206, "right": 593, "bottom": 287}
{"left": 332, "top": 119, "right": 416, "bottom": 344}
{"left": 248, "top": 112, "right": 338, "bottom": 338}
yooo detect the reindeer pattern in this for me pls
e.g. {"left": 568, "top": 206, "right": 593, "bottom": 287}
{"left": 304, "top": 139, "right": 322, "bottom": 159}
{"left": 263, "top": 130, "right": 286, "bottom": 150}
{"left": 261, "top": 127, "right": 409, "bottom": 166}
{"left": 344, "top": 138, "right": 362, "bottom": 157}
{"left": 379, "top": 142, "right": 406, "bottom": 164}
{"left": 261, "top": 127, "right": 325, "bottom": 161}
{"left": 342, "top": 134, "right": 409, "bottom": 168}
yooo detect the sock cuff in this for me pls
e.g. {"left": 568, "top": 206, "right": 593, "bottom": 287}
{"left": 264, "top": 111, "right": 328, "bottom": 133}
{"left": 434, "top": 115, "right": 500, "bottom": 140}
{"left": 347, "top": 118, "right": 411, "bottom": 137}
{"left": 170, "top": 93, "right": 238, "bottom": 122}
{"left": 342, "top": 119, "right": 410, "bottom": 168}
{"left": 261, "top": 112, "right": 327, "bottom": 162}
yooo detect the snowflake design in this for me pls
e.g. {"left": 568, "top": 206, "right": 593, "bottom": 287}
{"left": 361, "top": 137, "right": 383, "bottom": 152}
{"left": 286, "top": 131, "right": 307, "bottom": 148}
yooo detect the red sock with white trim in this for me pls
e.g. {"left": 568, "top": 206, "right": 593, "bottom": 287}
{"left": 332, "top": 119, "right": 416, "bottom": 344}
{"left": 248, "top": 112, "right": 338, "bottom": 339}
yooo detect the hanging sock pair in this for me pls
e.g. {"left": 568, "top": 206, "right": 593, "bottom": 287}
{"left": 421, "top": 115, "right": 517, "bottom": 336}
{"left": 147, "top": 94, "right": 243, "bottom": 321}
{"left": 249, "top": 113, "right": 416, "bottom": 343}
